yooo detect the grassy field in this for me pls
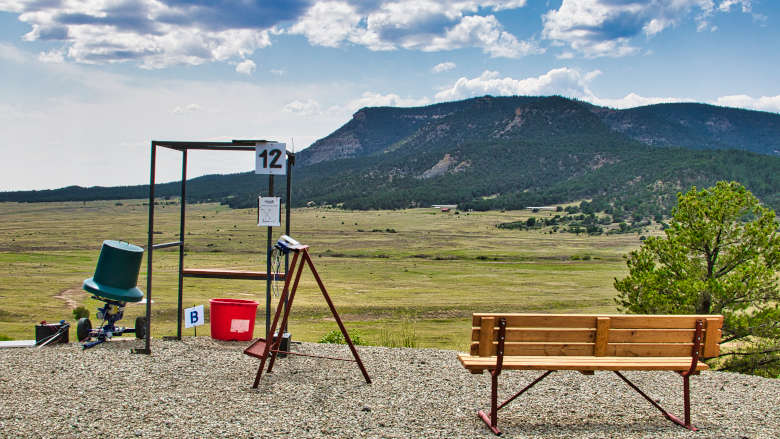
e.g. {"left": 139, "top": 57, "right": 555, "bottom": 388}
{"left": 0, "top": 200, "right": 651, "bottom": 351}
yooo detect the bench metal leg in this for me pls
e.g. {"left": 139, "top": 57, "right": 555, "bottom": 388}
{"left": 614, "top": 371, "right": 697, "bottom": 431}
{"left": 478, "top": 370, "right": 554, "bottom": 436}
{"left": 478, "top": 369, "right": 503, "bottom": 435}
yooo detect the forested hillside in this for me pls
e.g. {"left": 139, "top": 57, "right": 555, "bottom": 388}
{"left": 2, "top": 95, "right": 779, "bottom": 220}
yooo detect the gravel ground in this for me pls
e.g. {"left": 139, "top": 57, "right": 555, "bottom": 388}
{"left": 1, "top": 337, "right": 778, "bottom": 438}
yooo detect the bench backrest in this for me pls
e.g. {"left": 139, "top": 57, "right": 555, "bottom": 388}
{"left": 470, "top": 314, "right": 723, "bottom": 358}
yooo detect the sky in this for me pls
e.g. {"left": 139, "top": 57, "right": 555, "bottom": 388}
{"left": 1, "top": 0, "right": 779, "bottom": 191}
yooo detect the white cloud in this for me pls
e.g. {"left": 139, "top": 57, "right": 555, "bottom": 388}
{"left": 283, "top": 99, "right": 322, "bottom": 116}
{"left": 235, "top": 59, "right": 256, "bottom": 75}
{"left": 432, "top": 61, "right": 456, "bottom": 73}
{"left": 713, "top": 94, "right": 780, "bottom": 113}
{"left": 3, "top": 1, "right": 537, "bottom": 69}
{"left": 718, "top": 0, "right": 751, "bottom": 13}
{"left": 38, "top": 50, "right": 65, "bottom": 64}
{"left": 422, "top": 14, "right": 543, "bottom": 58}
{"left": 3, "top": 0, "right": 282, "bottom": 68}
{"left": 434, "top": 68, "right": 690, "bottom": 109}
{"left": 542, "top": 0, "right": 752, "bottom": 58}
{"left": 0, "top": 1, "right": 24, "bottom": 13}
{"left": 289, "top": 0, "right": 536, "bottom": 58}
{"left": 435, "top": 68, "right": 597, "bottom": 101}
{"left": 0, "top": 42, "right": 28, "bottom": 63}
{"left": 172, "top": 104, "right": 203, "bottom": 114}
{"left": 270, "top": 69, "right": 286, "bottom": 76}
{"left": 491, "top": 1, "right": 528, "bottom": 11}
{"left": 289, "top": 2, "right": 365, "bottom": 48}
{"left": 590, "top": 92, "right": 686, "bottom": 109}
{"left": 752, "top": 13, "right": 767, "bottom": 24}
{"left": 349, "top": 91, "right": 431, "bottom": 110}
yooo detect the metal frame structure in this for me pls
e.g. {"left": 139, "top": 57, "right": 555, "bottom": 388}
{"left": 478, "top": 318, "right": 705, "bottom": 435}
{"left": 243, "top": 244, "right": 371, "bottom": 387}
{"left": 134, "top": 139, "right": 293, "bottom": 355}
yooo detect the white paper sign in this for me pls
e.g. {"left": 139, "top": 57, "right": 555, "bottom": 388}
{"left": 258, "top": 197, "right": 281, "bottom": 227}
{"left": 184, "top": 305, "right": 204, "bottom": 328}
{"left": 230, "top": 319, "right": 250, "bottom": 333}
{"left": 255, "top": 142, "right": 287, "bottom": 175}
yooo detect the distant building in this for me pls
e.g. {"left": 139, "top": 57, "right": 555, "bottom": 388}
{"left": 431, "top": 204, "right": 457, "bottom": 209}
{"left": 526, "top": 206, "right": 556, "bottom": 211}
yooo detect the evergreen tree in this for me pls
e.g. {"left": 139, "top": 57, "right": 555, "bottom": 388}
{"left": 614, "top": 181, "right": 780, "bottom": 377}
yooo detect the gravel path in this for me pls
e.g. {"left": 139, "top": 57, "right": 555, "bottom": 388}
{"left": 1, "top": 338, "right": 778, "bottom": 438}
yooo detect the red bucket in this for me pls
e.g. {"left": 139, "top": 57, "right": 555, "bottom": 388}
{"left": 209, "top": 298, "right": 259, "bottom": 341}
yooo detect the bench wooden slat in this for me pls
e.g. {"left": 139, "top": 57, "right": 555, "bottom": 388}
{"left": 609, "top": 315, "right": 721, "bottom": 329}
{"left": 471, "top": 328, "right": 724, "bottom": 344}
{"left": 473, "top": 314, "right": 596, "bottom": 328}
{"left": 608, "top": 328, "right": 717, "bottom": 343}
{"left": 703, "top": 317, "right": 721, "bottom": 357}
{"left": 471, "top": 328, "right": 596, "bottom": 343}
{"left": 481, "top": 342, "right": 594, "bottom": 356}
{"left": 472, "top": 342, "right": 702, "bottom": 357}
{"left": 458, "top": 354, "right": 710, "bottom": 372}
{"left": 472, "top": 314, "right": 724, "bottom": 330}
{"left": 459, "top": 354, "right": 706, "bottom": 365}
{"left": 471, "top": 327, "right": 723, "bottom": 344}
{"left": 478, "top": 317, "right": 494, "bottom": 357}
{"left": 595, "top": 317, "right": 610, "bottom": 357}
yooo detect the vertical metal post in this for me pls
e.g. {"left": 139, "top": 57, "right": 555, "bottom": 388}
{"left": 176, "top": 149, "right": 187, "bottom": 339}
{"left": 265, "top": 175, "right": 274, "bottom": 339}
{"left": 683, "top": 375, "right": 691, "bottom": 427}
{"left": 283, "top": 153, "right": 292, "bottom": 334}
{"left": 139, "top": 142, "right": 156, "bottom": 355}
{"left": 490, "top": 371, "right": 499, "bottom": 428}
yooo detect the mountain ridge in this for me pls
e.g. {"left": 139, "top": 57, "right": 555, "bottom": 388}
{"left": 299, "top": 96, "right": 780, "bottom": 167}
{"left": 3, "top": 95, "right": 779, "bottom": 220}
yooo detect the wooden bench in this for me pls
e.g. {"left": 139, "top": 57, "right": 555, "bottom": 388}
{"left": 458, "top": 313, "right": 723, "bottom": 435}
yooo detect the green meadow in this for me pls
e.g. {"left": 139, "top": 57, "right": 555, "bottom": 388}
{"left": 0, "top": 200, "right": 649, "bottom": 350}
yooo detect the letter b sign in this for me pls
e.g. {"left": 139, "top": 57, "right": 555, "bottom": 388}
{"left": 184, "top": 305, "right": 204, "bottom": 329}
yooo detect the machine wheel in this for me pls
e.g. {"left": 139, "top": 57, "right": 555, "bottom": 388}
{"left": 77, "top": 318, "right": 92, "bottom": 341}
{"left": 135, "top": 316, "right": 147, "bottom": 339}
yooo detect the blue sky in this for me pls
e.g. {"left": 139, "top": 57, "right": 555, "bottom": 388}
{"left": 1, "top": 0, "right": 778, "bottom": 190}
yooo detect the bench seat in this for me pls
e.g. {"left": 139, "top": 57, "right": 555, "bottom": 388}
{"left": 458, "top": 354, "right": 709, "bottom": 372}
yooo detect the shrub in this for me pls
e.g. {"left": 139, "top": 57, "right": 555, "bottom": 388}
{"left": 378, "top": 317, "right": 419, "bottom": 348}
{"left": 319, "top": 329, "right": 364, "bottom": 345}
{"left": 73, "top": 306, "right": 90, "bottom": 320}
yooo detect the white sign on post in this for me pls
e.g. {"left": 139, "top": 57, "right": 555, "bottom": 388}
{"left": 258, "top": 197, "right": 281, "bottom": 227}
{"left": 255, "top": 142, "right": 287, "bottom": 175}
{"left": 184, "top": 305, "right": 205, "bottom": 329}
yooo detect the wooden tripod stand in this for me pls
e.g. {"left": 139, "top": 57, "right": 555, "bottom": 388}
{"left": 244, "top": 244, "right": 371, "bottom": 387}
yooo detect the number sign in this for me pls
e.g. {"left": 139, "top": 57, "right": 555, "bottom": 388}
{"left": 255, "top": 142, "right": 287, "bottom": 175}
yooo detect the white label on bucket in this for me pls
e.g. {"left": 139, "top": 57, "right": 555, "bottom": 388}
{"left": 229, "top": 319, "right": 250, "bottom": 333}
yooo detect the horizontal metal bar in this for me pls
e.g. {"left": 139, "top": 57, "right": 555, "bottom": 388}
{"left": 271, "top": 349, "right": 358, "bottom": 362}
{"left": 152, "top": 241, "right": 183, "bottom": 249}
{"left": 182, "top": 269, "right": 285, "bottom": 280}
{"left": 151, "top": 140, "right": 272, "bottom": 150}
